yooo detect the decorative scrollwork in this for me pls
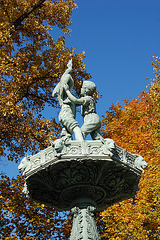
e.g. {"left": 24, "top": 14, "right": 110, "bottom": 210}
{"left": 70, "top": 205, "right": 101, "bottom": 240}
{"left": 22, "top": 157, "right": 142, "bottom": 211}
{"left": 19, "top": 140, "right": 147, "bottom": 176}
{"left": 86, "top": 144, "right": 100, "bottom": 155}
{"left": 68, "top": 144, "right": 82, "bottom": 155}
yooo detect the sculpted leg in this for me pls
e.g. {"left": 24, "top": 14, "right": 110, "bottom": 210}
{"left": 81, "top": 131, "right": 88, "bottom": 140}
{"left": 91, "top": 129, "right": 104, "bottom": 143}
{"left": 73, "top": 126, "right": 84, "bottom": 141}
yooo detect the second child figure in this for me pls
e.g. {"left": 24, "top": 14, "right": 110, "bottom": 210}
{"left": 64, "top": 81, "right": 104, "bottom": 142}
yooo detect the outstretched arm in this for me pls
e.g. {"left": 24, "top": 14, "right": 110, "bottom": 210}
{"left": 64, "top": 84, "right": 83, "bottom": 105}
{"left": 63, "top": 59, "right": 72, "bottom": 75}
{"left": 52, "top": 60, "right": 72, "bottom": 98}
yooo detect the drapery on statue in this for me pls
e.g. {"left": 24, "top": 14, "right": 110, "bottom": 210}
{"left": 53, "top": 59, "right": 104, "bottom": 142}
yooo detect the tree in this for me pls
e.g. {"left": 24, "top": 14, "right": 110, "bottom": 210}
{"left": 0, "top": 174, "right": 73, "bottom": 239}
{"left": 100, "top": 57, "right": 160, "bottom": 239}
{"left": 0, "top": 0, "right": 91, "bottom": 162}
{"left": 1, "top": 59, "right": 159, "bottom": 240}
{"left": 0, "top": 0, "right": 90, "bottom": 239}
{"left": 1, "top": 2, "right": 159, "bottom": 239}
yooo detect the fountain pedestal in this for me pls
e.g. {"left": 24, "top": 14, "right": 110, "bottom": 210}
{"left": 19, "top": 140, "right": 147, "bottom": 239}
{"left": 70, "top": 199, "right": 101, "bottom": 240}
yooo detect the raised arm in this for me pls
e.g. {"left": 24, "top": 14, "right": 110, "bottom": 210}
{"left": 63, "top": 59, "right": 72, "bottom": 75}
{"left": 64, "top": 84, "right": 83, "bottom": 105}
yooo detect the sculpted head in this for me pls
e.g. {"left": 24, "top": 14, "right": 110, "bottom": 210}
{"left": 134, "top": 156, "right": 148, "bottom": 172}
{"left": 81, "top": 81, "right": 96, "bottom": 96}
{"left": 106, "top": 139, "right": 115, "bottom": 151}
{"left": 53, "top": 138, "right": 64, "bottom": 152}
{"left": 18, "top": 154, "right": 31, "bottom": 172}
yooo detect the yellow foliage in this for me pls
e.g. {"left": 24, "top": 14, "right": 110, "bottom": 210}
{"left": 0, "top": 174, "right": 71, "bottom": 238}
{"left": 0, "top": 1, "right": 88, "bottom": 238}
{"left": 1, "top": 1, "right": 159, "bottom": 238}
{"left": 0, "top": 0, "right": 91, "bottom": 162}
{"left": 101, "top": 60, "right": 160, "bottom": 239}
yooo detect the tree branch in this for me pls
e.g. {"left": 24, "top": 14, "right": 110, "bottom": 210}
{"left": 13, "top": 71, "right": 57, "bottom": 104}
{"left": 13, "top": 0, "right": 47, "bottom": 29}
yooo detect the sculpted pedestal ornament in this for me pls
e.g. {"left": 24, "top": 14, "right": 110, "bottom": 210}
{"left": 18, "top": 61, "right": 147, "bottom": 239}
{"left": 19, "top": 140, "right": 147, "bottom": 239}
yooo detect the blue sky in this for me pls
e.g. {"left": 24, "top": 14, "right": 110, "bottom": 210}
{"left": 66, "top": 0, "right": 160, "bottom": 117}
{"left": 1, "top": 0, "right": 160, "bottom": 177}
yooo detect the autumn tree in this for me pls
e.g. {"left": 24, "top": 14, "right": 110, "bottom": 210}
{"left": 0, "top": 0, "right": 90, "bottom": 239}
{"left": 1, "top": 1, "right": 159, "bottom": 239}
{"left": 100, "top": 56, "right": 160, "bottom": 239}
{"left": 0, "top": 0, "right": 91, "bottom": 162}
{"left": 1, "top": 58, "right": 159, "bottom": 239}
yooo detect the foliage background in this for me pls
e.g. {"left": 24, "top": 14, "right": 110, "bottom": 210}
{"left": 0, "top": 0, "right": 160, "bottom": 239}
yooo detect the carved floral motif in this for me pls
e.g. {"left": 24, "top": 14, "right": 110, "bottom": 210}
{"left": 21, "top": 157, "right": 142, "bottom": 211}
{"left": 18, "top": 140, "right": 147, "bottom": 175}
{"left": 70, "top": 206, "right": 101, "bottom": 240}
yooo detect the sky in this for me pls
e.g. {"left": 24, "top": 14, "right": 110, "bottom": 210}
{"left": 65, "top": 0, "right": 160, "bottom": 118}
{"left": 1, "top": 0, "right": 160, "bottom": 177}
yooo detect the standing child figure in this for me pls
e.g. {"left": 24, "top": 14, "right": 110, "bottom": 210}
{"left": 64, "top": 81, "right": 104, "bottom": 142}
{"left": 52, "top": 60, "right": 84, "bottom": 141}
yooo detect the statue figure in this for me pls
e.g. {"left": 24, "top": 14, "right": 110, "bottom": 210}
{"left": 18, "top": 154, "right": 31, "bottom": 173}
{"left": 51, "top": 138, "right": 66, "bottom": 157}
{"left": 50, "top": 128, "right": 71, "bottom": 157}
{"left": 101, "top": 138, "right": 115, "bottom": 156}
{"left": 64, "top": 80, "right": 104, "bottom": 142}
{"left": 134, "top": 155, "right": 148, "bottom": 173}
{"left": 52, "top": 60, "right": 84, "bottom": 141}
